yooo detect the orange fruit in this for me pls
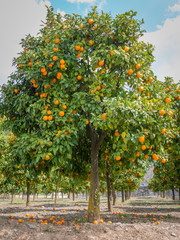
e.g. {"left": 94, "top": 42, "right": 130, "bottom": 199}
{"left": 45, "top": 155, "right": 50, "bottom": 160}
{"left": 99, "top": 218, "right": 104, "bottom": 223}
{"left": 119, "top": 161, "right": 122, "bottom": 165}
{"left": 88, "top": 19, "right": 93, "bottom": 24}
{"left": 85, "top": 120, "right": 89, "bottom": 125}
{"left": 141, "top": 145, "right": 146, "bottom": 150}
{"left": 60, "top": 59, "right": 65, "bottom": 65}
{"left": 80, "top": 47, "right": 84, "bottom": 52}
{"left": 62, "top": 105, "right": 67, "bottom": 109}
{"left": 99, "top": 61, "right": 104, "bottom": 67}
{"left": 52, "top": 56, "right": 57, "bottom": 61}
{"left": 57, "top": 72, "right": 62, "bottom": 79}
{"left": 102, "top": 114, "right": 107, "bottom": 119}
{"left": 148, "top": 77, "right": 153, "bottom": 82}
{"left": 18, "top": 219, "right": 23, "bottom": 223}
{"left": 55, "top": 39, "right": 60, "bottom": 44}
{"left": 139, "top": 86, "right": 143, "bottom": 91}
{"left": 135, "top": 64, "right": 141, "bottom": 69}
{"left": 28, "top": 62, "right": 32, "bottom": 67}
{"left": 159, "top": 109, "right": 165, "bottom": 116}
{"left": 47, "top": 110, "right": 52, "bottom": 115}
{"left": 139, "top": 136, "right": 145, "bottom": 143}
{"left": 75, "top": 225, "right": 80, "bottom": 229}
{"left": 161, "top": 158, "right": 166, "bottom": 163}
{"left": 152, "top": 154, "right": 158, "bottom": 161}
{"left": 165, "top": 98, "right": 171, "bottom": 103}
{"left": 115, "top": 132, "right": 119, "bottom": 136}
{"left": 93, "top": 220, "right": 97, "bottom": 224}
{"left": 110, "top": 51, "right": 114, "bottom": 55}
{"left": 136, "top": 72, "right": 142, "bottom": 78}
{"left": 124, "top": 46, "right": 129, "bottom": 52}
{"left": 77, "top": 75, "right": 82, "bottom": 80}
{"left": 90, "top": 90, "right": 94, "bottom": 94}
{"left": 75, "top": 45, "right": 80, "bottom": 51}
{"left": 97, "top": 86, "right": 101, "bottom": 90}
{"left": 89, "top": 40, "right": 94, "bottom": 45}
{"left": 161, "top": 128, "right": 165, "bottom": 134}
{"left": 14, "top": 89, "right": 18, "bottom": 93}
{"left": 128, "top": 69, "right": 133, "bottom": 75}
{"left": 59, "top": 111, "right": 65, "bottom": 117}
{"left": 116, "top": 156, "right": 121, "bottom": 161}
{"left": 43, "top": 116, "right": 48, "bottom": 121}
{"left": 52, "top": 78, "right": 56, "bottom": 83}
{"left": 48, "top": 116, "right": 53, "bottom": 121}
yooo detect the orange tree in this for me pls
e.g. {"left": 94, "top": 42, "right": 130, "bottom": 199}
{"left": 0, "top": 6, "right": 178, "bottom": 221}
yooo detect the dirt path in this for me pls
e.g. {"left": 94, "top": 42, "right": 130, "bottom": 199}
{"left": 0, "top": 196, "right": 179, "bottom": 240}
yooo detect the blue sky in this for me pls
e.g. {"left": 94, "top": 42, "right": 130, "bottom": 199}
{"left": 0, "top": 0, "right": 179, "bottom": 85}
{"left": 48, "top": 0, "right": 179, "bottom": 32}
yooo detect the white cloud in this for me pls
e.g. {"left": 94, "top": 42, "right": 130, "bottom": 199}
{"left": 169, "top": 0, "right": 180, "bottom": 13}
{"left": 57, "top": 8, "right": 66, "bottom": 17}
{"left": 67, "top": 0, "right": 95, "bottom": 3}
{"left": 0, "top": 0, "right": 51, "bottom": 86}
{"left": 97, "top": 0, "right": 106, "bottom": 11}
{"left": 142, "top": 15, "right": 180, "bottom": 83}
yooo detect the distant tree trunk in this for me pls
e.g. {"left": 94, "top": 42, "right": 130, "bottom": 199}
{"left": 128, "top": 191, "right": 131, "bottom": 199}
{"left": 163, "top": 191, "right": 165, "bottom": 198}
{"left": 46, "top": 193, "right": 48, "bottom": 198}
{"left": 61, "top": 191, "right": 64, "bottom": 199}
{"left": 73, "top": 185, "right": 75, "bottom": 201}
{"left": 160, "top": 192, "right": 162, "bottom": 198}
{"left": 86, "top": 187, "right": 88, "bottom": 201}
{"left": 112, "top": 184, "right": 116, "bottom": 206}
{"left": 166, "top": 191, "right": 169, "bottom": 199}
{"left": 26, "top": 181, "right": 30, "bottom": 207}
{"left": 55, "top": 180, "right": 58, "bottom": 204}
{"left": 179, "top": 188, "right": 180, "bottom": 201}
{"left": 68, "top": 191, "right": 70, "bottom": 199}
{"left": 106, "top": 162, "right": 112, "bottom": 212}
{"left": 172, "top": 188, "right": 175, "bottom": 200}
{"left": 37, "top": 193, "right": 39, "bottom": 199}
{"left": 122, "top": 188, "right": 125, "bottom": 202}
{"left": 125, "top": 191, "right": 128, "bottom": 201}
{"left": 11, "top": 184, "right": 14, "bottom": 204}
{"left": 33, "top": 184, "right": 36, "bottom": 201}
{"left": 52, "top": 192, "right": 54, "bottom": 200}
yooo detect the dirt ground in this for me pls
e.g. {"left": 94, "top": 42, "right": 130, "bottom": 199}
{"left": 0, "top": 196, "right": 179, "bottom": 240}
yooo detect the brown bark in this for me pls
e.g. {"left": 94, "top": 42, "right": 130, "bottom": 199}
{"left": 172, "top": 188, "right": 175, "bottom": 200}
{"left": 112, "top": 184, "right": 116, "bottom": 206}
{"left": 33, "top": 184, "right": 36, "bottom": 201}
{"left": 106, "top": 162, "right": 112, "bottom": 212}
{"left": 73, "top": 184, "right": 75, "bottom": 201}
{"left": 26, "top": 181, "right": 30, "bottom": 207}
{"left": 163, "top": 191, "right": 165, "bottom": 198}
{"left": 125, "top": 191, "right": 128, "bottom": 201}
{"left": 11, "top": 185, "right": 14, "bottom": 204}
{"left": 122, "top": 188, "right": 125, "bottom": 202}
{"left": 86, "top": 186, "right": 88, "bottom": 201}
{"left": 55, "top": 180, "right": 58, "bottom": 204}
{"left": 87, "top": 124, "right": 107, "bottom": 223}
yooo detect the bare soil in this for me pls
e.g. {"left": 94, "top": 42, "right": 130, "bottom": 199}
{"left": 0, "top": 196, "right": 179, "bottom": 240}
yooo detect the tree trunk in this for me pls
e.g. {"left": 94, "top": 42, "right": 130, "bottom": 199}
{"left": 160, "top": 192, "right": 162, "bottom": 198}
{"left": 87, "top": 125, "right": 107, "bottom": 223}
{"left": 52, "top": 192, "right": 54, "bottom": 199}
{"left": 33, "top": 184, "right": 36, "bottom": 201}
{"left": 166, "top": 191, "right": 169, "bottom": 199}
{"left": 37, "top": 193, "right": 39, "bottom": 199}
{"left": 163, "top": 191, "right": 165, "bottom": 198}
{"left": 111, "top": 184, "right": 116, "bottom": 206}
{"left": 73, "top": 184, "right": 75, "bottom": 201}
{"left": 106, "top": 162, "right": 112, "bottom": 212}
{"left": 172, "top": 188, "right": 175, "bottom": 200}
{"left": 122, "top": 189, "right": 125, "bottom": 202}
{"left": 68, "top": 191, "right": 70, "bottom": 199}
{"left": 26, "top": 181, "right": 30, "bottom": 207}
{"left": 46, "top": 193, "right": 48, "bottom": 198}
{"left": 179, "top": 188, "right": 180, "bottom": 201}
{"left": 11, "top": 185, "right": 14, "bottom": 204}
{"left": 55, "top": 180, "right": 58, "bottom": 204}
{"left": 125, "top": 191, "right": 128, "bottom": 201}
{"left": 86, "top": 187, "right": 88, "bottom": 201}
{"left": 61, "top": 191, "right": 64, "bottom": 199}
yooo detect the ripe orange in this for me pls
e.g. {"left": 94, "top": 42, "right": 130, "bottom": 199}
{"left": 90, "top": 90, "right": 94, "bottom": 94}
{"left": 119, "top": 161, "right": 122, "bottom": 165}
{"left": 93, "top": 220, "right": 97, "bottom": 224}
{"left": 161, "top": 128, "right": 165, "bottom": 134}
{"left": 141, "top": 145, "right": 146, "bottom": 150}
{"left": 136, "top": 72, "right": 142, "bottom": 78}
{"left": 135, "top": 64, "right": 141, "bottom": 69}
{"left": 89, "top": 40, "right": 94, "bottom": 45}
{"left": 99, "top": 218, "right": 104, "bottom": 223}
{"left": 75, "top": 45, "right": 80, "bottom": 51}
{"left": 43, "top": 116, "right": 48, "bottom": 121}
{"left": 55, "top": 39, "right": 60, "bottom": 44}
{"left": 60, "top": 59, "right": 65, "bottom": 65}
{"left": 116, "top": 156, "right": 121, "bottom": 161}
{"left": 139, "top": 136, "right": 145, "bottom": 143}
{"left": 115, "top": 132, "right": 119, "bottom": 136}
{"left": 77, "top": 75, "right": 82, "bottom": 80}
{"left": 161, "top": 158, "right": 166, "bottom": 163}
{"left": 28, "top": 62, "right": 32, "bottom": 67}
{"left": 52, "top": 56, "right": 57, "bottom": 61}
{"left": 48, "top": 116, "right": 53, "bottom": 121}
{"left": 75, "top": 225, "right": 80, "bottom": 229}
{"left": 45, "top": 155, "right": 50, "bottom": 160}
{"left": 60, "top": 64, "right": 65, "bottom": 69}
{"left": 85, "top": 120, "right": 89, "bottom": 125}
{"left": 18, "top": 219, "right": 23, "bottom": 223}
{"left": 152, "top": 154, "right": 158, "bottom": 161}
{"left": 14, "top": 89, "right": 18, "bottom": 93}
{"left": 128, "top": 69, "right": 133, "bottom": 75}
{"left": 148, "top": 77, "right": 153, "bottom": 82}
{"left": 165, "top": 98, "right": 171, "bottom": 103}
{"left": 102, "top": 114, "right": 107, "bottom": 119}
{"left": 59, "top": 111, "right": 65, "bottom": 117}
{"left": 57, "top": 72, "right": 62, "bottom": 79}
{"left": 159, "top": 109, "right": 165, "bottom": 116}
{"left": 139, "top": 86, "right": 143, "bottom": 92}
{"left": 124, "top": 46, "right": 129, "bottom": 52}
{"left": 47, "top": 110, "right": 52, "bottom": 115}
{"left": 88, "top": 19, "right": 93, "bottom": 24}
{"left": 110, "top": 50, "right": 114, "bottom": 55}
{"left": 97, "top": 86, "right": 101, "bottom": 90}
{"left": 62, "top": 105, "right": 67, "bottom": 109}
{"left": 99, "top": 61, "right": 104, "bottom": 67}
{"left": 80, "top": 47, "right": 84, "bottom": 52}
{"left": 52, "top": 78, "right": 56, "bottom": 83}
